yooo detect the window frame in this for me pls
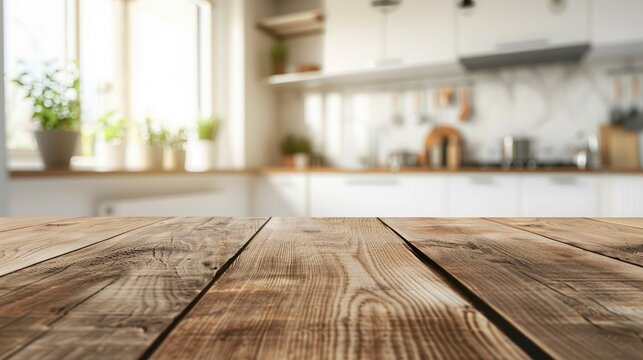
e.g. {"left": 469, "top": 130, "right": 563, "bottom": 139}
{"left": 5, "top": 0, "right": 214, "bottom": 162}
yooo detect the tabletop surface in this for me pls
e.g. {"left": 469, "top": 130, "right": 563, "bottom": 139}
{"left": 0, "top": 217, "right": 641, "bottom": 359}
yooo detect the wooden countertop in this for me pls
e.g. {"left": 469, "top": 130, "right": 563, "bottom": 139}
{"left": 0, "top": 217, "right": 641, "bottom": 358}
{"left": 10, "top": 166, "right": 643, "bottom": 178}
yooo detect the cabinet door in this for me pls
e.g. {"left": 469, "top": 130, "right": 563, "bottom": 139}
{"left": 605, "top": 175, "right": 643, "bottom": 216}
{"left": 323, "top": 0, "right": 380, "bottom": 73}
{"left": 457, "top": 0, "right": 590, "bottom": 56}
{"left": 387, "top": 0, "right": 456, "bottom": 65}
{"left": 522, "top": 175, "right": 601, "bottom": 217}
{"left": 449, "top": 175, "right": 521, "bottom": 217}
{"left": 592, "top": 0, "right": 643, "bottom": 46}
{"left": 309, "top": 174, "right": 449, "bottom": 217}
{"left": 252, "top": 174, "right": 308, "bottom": 217}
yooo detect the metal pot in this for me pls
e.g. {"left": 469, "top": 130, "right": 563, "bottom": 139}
{"left": 501, "top": 136, "right": 536, "bottom": 168}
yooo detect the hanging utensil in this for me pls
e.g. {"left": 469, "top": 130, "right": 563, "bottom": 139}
{"left": 625, "top": 75, "right": 643, "bottom": 131}
{"left": 390, "top": 92, "right": 404, "bottom": 126}
{"left": 413, "top": 90, "right": 430, "bottom": 125}
{"left": 458, "top": 87, "right": 473, "bottom": 121}
{"left": 610, "top": 77, "right": 625, "bottom": 125}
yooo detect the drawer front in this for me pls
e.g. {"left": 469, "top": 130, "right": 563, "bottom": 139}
{"left": 310, "top": 174, "right": 448, "bottom": 217}
{"left": 522, "top": 175, "right": 600, "bottom": 217}
{"left": 450, "top": 175, "right": 521, "bottom": 217}
{"left": 253, "top": 175, "right": 308, "bottom": 217}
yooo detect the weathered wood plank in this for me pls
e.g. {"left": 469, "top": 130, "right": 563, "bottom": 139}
{"left": 0, "top": 217, "right": 69, "bottom": 232}
{"left": 0, "top": 217, "right": 268, "bottom": 359}
{"left": 153, "top": 218, "right": 527, "bottom": 359}
{"left": 0, "top": 217, "right": 162, "bottom": 276}
{"left": 593, "top": 217, "right": 643, "bottom": 230}
{"left": 492, "top": 218, "right": 643, "bottom": 266}
{"left": 381, "top": 217, "right": 643, "bottom": 360}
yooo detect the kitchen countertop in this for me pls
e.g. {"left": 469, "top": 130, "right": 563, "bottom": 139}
{"left": 9, "top": 166, "right": 643, "bottom": 178}
{"left": 0, "top": 217, "right": 641, "bottom": 358}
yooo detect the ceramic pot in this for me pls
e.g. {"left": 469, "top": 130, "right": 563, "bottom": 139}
{"left": 293, "top": 153, "right": 310, "bottom": 169}
{"left": 187, "top": 140, "right": 215, "bottom": 171}
{"left": 34, "top": 130, "right": 79, "bottom": 169}
{"left": 140, "top": 145, "right": 164, "bottom": 170}
{"left": 95, "top": 142, "right": 127, "bottom": 171}
{"left": 164, "top": 148, "right": 186, "bottom": 171}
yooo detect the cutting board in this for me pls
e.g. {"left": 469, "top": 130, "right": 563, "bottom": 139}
{"left": 600, "top": 125, "right": 640, "bottom": 169}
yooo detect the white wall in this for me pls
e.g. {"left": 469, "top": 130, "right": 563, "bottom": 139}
{"left": 0, "top": 1, "right": 9, "bottom": 216}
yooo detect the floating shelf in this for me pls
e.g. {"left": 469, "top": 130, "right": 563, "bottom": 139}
{"left": 257, "top": 9, "right": 324, "bottom": 39}
{"left": 267, "top": 62, "right": 466, "bottom": 90}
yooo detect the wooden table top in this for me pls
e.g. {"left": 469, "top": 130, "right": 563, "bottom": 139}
{"left": 0, "top": 217, "right": 641, "bottom": 359}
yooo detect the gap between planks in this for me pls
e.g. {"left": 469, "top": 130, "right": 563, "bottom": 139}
{"left": 376, "top": 218, "right": 552, "bottom": 359}
{"left": 486, "top": 217, "right": 643, "bottom": 268}
{"left": 140, "top": 217, "right": 272, "bottom": 359}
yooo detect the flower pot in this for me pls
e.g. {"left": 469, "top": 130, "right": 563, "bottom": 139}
{"left": 283, "top": 153, "right": 310, "bottom": 168}
{"left": 164, "top": 148, "right": 186, "bottom": 171}
{"left": 34, "top": 130, "right": 79, "bottom": 169}
{"left": 141, "top": 145, "right": 164, "bottom": 170}
{"left": 95, "top": 141, "right": 127, "bottom": 171}
{"left": 293, "top": 153, "right": 310, "bottom": 169}
{"left": 187, "top": 140, "right": 216, "bottom": 171}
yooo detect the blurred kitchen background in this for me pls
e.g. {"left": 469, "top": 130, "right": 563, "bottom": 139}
{"left": 1, "top": 0, "right": 643, "bottom": 217}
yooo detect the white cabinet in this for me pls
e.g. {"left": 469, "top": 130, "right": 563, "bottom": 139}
{"left": 449, "top": 175, "right": 521, "bottom": 217}
{"left": 324, "top": 0, "right": 456, "bottom": 73}
{"left": 457, "top": 0, "right": 590, "bottom": 57}
{"left": 309, "top": 174, "right": 448, "bottom": 217}
{"left": 387, "top": 0, "right": 456, "bottom": 65}
{"left": 522, "top": 175, "right": 601, "bottom": 217}
{"left": 592, "top": 0, "right": 643, "bottom": 46}
{"left": 323, "top": 0, "right": 380, "bottom": 73}
{"left": 604, "top": 175, "right": 643, "bottom": 216}
{"left": 252, "top": 174, "right": 308, "bottom": 217}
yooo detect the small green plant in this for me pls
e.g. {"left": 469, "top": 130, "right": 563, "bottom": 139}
{"left": 281, "top": 134, "right": 312, "bottom": 155}
{"left": 271, "top": 41, "right": 287, "bottom": 61}
{"left": 144, "top": 118, "right": 166, "bottom": 147}
{"left": 167, "top": 128, "right": 188, "bottom": 150}
{"left": 197, "top": 117, "right": 220, "bottom": 140}
{"left": 12, "top": 61, "right": 81, "bottom": 131}
{"left": 97, "top": 111, "right": 129, "bottom": 143}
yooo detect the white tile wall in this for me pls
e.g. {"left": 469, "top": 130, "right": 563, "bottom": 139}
{"left": 278, "top": 59, "right": 643, "bottom": 166}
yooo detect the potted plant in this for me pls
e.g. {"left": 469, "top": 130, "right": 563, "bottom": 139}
{"left": 13, "top": 62, "right": 81, "bottom": 168}
{"left": 272, "top": 41, "right": 287, "bottom": 75}
{"left": 164, "top": 128, "right": 187, "bottom": 171}
{"left": 140, "top": 118, "right": 165, "bottom": 170}
{"left": 95, "top": 111, "right": 129, "bottom": 171}
{"left": 281, "top": 134, "right": 312, "bottom": 168}
{"left": 188, "top": 117, "right": 220, "bottom": 171}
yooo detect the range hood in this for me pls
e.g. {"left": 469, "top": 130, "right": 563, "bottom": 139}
{"left": 459, "top": 43, "right": 591, "bottom": 71}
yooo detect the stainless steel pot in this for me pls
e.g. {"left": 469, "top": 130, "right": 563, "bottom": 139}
{"left": 502, "top": 136, "right": 536, "bottom": 168}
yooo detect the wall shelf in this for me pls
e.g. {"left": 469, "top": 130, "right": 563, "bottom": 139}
{"left": 267, "top": 62, "right": 465, "bottom": 90}
{"left": 257, "top": 9, "right": 324, "bottom": 39}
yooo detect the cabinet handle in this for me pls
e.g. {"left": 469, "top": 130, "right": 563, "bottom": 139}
{"left": 468, "top": 177, "right": 495, "bottom": 185}
{"left": 549, "top": 176, "right": 578, "bottom": 186}
{"left": 345, "top": 179, "right": 399, "bottom": 186}
{"left": 495, "top": 38, "right": 549, "bottom": 52}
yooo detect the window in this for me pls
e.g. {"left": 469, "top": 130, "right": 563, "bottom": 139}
{"left": 4, "top": 0, "right": 212, "bottom": 154}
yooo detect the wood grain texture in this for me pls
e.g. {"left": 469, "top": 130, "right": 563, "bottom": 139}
{"left": 0, "top": 217, "right": 68, "bottom": 232}
{"left": 0, "top": 217, "right": 162, "bottom": 276}
{"left": 594, "top": 217, "right": 643, "bottom": 230}
{"left": 492, "top": 218, "right": 643, "bottom": 267}
{"left": 381, "top": 218, "right": 643, "bottom": 360}
{"left": 0, "top": 217, "right": 267, "bottom": 359}
{"left": 153, "top": 217, "right": 527, "bottom": 359}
